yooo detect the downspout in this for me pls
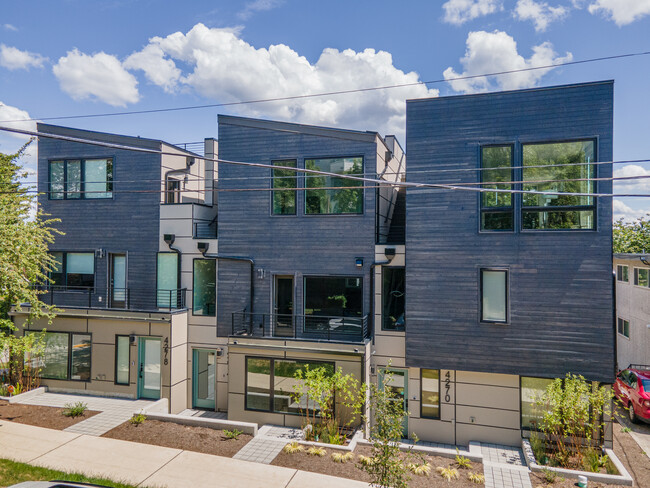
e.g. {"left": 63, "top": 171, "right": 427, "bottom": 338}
{"left": 164, "top": 156, "right": 195, "bottom": 202}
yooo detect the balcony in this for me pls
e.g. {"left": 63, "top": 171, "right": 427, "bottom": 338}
{"left": 34, "top": 285, "right": 187, "bottom": 312}
{"left": 231, "top": 311, "right": 370, "bottom": 343}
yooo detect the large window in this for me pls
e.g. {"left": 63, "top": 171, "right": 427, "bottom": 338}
{"left": 521, "top": 377, "right": 554, "bottom": 430}
{"left": 193, "top": 259, "right": 216, "bottom": 316}
{"left": 481, "top": 146, "right": 514, "bottom": 231}
{"left": 157, "top": 252, "right": 178, "bottom": 307}
{"left": 38, "top": 332, "right": 91, "bottom": 381}
{"left": 382, "top": 267, "right": 405, "bottom": 331}
{"left": 115, "top": 335, "right": 130, "bottom": 385}
{"left": 245, "top": 357, "right": 334, "bottom": 414}
{"left": 481, "top": 269, "right": 508, "bottom": 323}
{"left": 50, "top": 252, "right": 95, "bottom": 289}
{"left": 305, "top": 157, "right": 363, "bottom": 214}
{"left": 617, "top": 265, "right": 629, "bottom": 282}
{"left": 522, "top": 140, "right": 595, "bottom": 230}
{"left": 617, "top": 317, "right": 630, "bottom": 338}
{"left": 634, "top": 268, "right": 649, "bottom": 287}
{"left": 272, "top": 160, "right": 297, "bottom": 215}
{"left": 49, "top": 159, "right": 113, "bottom": 200}
{"left": 421, "top": 369, "right": 440, "bottom": 419}
{"left": 304, "top": 276, "right": 363, "bottom": 317}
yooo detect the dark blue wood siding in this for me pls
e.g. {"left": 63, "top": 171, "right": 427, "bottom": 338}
{"left": 37, "top": 124, "right": 162, "bottom": 309}
{"left": 404, "top": 81, "right": 615, "bottom": 382}
{"left": 216, "top": 116, "right": 379, "bottom": 337}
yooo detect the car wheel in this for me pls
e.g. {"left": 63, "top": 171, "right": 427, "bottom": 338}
{"left": 628, "top": 404, "right": 639, "bottom": 424}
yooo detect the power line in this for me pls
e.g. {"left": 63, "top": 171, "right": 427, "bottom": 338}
{"left": 0, "top": 51, "right": 647, "bottom": 124}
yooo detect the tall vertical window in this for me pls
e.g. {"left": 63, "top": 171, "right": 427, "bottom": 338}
{"left": 522, "top": 140, "right": 595, "bottom": 230}
{"left": 49, "top": 252, "right": 95, "bottom": 289}
{"left": 115, "top": 335, "right": 130, "bottom": 385}
{"left": 421, "top": 369, "right": 440, "bottom": 419}
{"left": 617, "top": 265, "right": 629, "bottom": 282}
{"left": 165, "top": 178, "right": 181, "bottom": 204}
{"left": 634, "top": 268, "right": 649, "bottom": 287}
{"left": 481, "top": 269, "right": 508, "bottom": 323}
{"left": 382, "top": 267, "right": 405, "bottom": 331}
{"left": 193, "top": 259, "right": 216, "bottom": 316}
{"left": 246, "top": 357, "right": 271, "bottom": 411}
{"left": 521, "top": 377, "right": 553, "bottom": 429}
{"left": 480, "top": 146, "right": 513, "bottom": 230}
{"left": 272, "top": 160, "right": 297, "bottom": 215}
{"left": 48, "top": 159, "right": 113, "bottom": 199}
{"left": 157, "top": 253, "right": 178, "bottom": 307}
{"left": 617, "top": 318, "right": 630, "bottom": 338}
{"left": 305, "top": 157, "right": 363, "bottom": 214}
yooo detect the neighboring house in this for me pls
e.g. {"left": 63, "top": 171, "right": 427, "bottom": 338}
{"left": 12, "top": 80, "right": 615, "bottom": 448}
{"left": 615, "top": 254, "right": 650, "bottom": 370}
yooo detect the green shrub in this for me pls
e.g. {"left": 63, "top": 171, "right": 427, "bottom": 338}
{"left": 62, "top": 402, "right": 87, "bottom": 418}
{"left": 529, "top": 432, "right": 546, "bottom": 464}
{"left": 129, "top": 413, "right": 146, "bottom": 425}
{"left": 223, "top": 428, "right": 243, "bottom": 440}
{"left": 542, "top": 468, "right": 557, "bottom": 483}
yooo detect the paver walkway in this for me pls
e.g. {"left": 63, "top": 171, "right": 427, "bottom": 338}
{"left": 179, "top": 408, "right": 228, "bottom": 420}
{"left": 480, "top": 443, "right": 532, "bottom": 488}
{"left": 232, "top": 425, "right": 298, "bottom": 464}
{"left": 14, "top": 391, "right": 152, "bottom": 436}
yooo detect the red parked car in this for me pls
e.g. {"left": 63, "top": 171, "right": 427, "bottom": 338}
{"left": 614, "top": 365, "right": 650, "bottom": 424}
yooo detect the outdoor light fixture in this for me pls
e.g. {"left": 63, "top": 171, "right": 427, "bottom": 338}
{"left": 216, "top": 348, "right": 223, "bottom": 357}
{"left": 355, "top": 257, "right": 364, "bottom": 268}
{"left": 384, "top": 247, "right": 396, "bottom": 260}
{"left": 163, "top": 234, "right": 176, "bottom": 246}
{"left": 129, "top": 334, "right": 136, "bottom": 344}
{"left": 641, "top": 255, "right": 650, "bottom": 266}
{"left": 197, "top": 242, "right": 209, "bottom": 254}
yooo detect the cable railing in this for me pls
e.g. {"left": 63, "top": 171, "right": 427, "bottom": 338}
{"left": 232, "top": 311, "right": 369, "bottom": 343}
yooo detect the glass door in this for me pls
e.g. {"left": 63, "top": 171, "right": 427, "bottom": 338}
{"left": 274, "top": 276, "right": 294, "bottom": 337}
{"left": 192, "top": 349, "right": 216, "bottom": 410}
{"left": 109, "top": 254, "right": 126, "bottom": 308}
{"left": 137, "top": 337, "right": 161, "bottom": 400}
{"left": 379, "top": 368, "right": 408, "bottom": 438}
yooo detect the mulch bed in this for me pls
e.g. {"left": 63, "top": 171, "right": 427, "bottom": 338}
{"left": 0, "top": 400, "right": 99, "bottom": 430}
{"left": 272, "top": 444, "right": 484, "bottom": 487}
{"left": 102, "top": 419, "right": 252, "bottom": 458}
{"left": 529, "top": 422, "right": 650, "bottom": 488}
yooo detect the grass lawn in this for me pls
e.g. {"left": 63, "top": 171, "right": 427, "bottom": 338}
{"left": 0, "top": 458, "right": 138, "bottom": 488}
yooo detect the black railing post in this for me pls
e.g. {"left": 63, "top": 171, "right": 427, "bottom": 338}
{"left": 88, "top": 288, "right": 92, "bottom": 309}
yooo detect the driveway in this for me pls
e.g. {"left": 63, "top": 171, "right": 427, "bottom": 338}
{"left": 616, "top": 408, "right": 650, "bottom": 458}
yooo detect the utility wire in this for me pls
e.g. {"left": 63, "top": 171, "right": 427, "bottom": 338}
{"left": 0, "top": 50, "right": 647, "bottom": 124}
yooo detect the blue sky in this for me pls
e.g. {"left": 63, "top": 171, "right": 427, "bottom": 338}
{"left": 1, "top": 0, "right": 649, "bottom": 220}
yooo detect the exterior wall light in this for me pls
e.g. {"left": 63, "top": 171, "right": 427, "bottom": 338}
{"left": 355, "top": 258, "right": 364, "bottom": 268}
{"left": 163, "top": 234, "right": 176, "bottom": 246}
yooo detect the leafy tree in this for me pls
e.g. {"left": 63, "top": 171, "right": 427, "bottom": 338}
{"left": 613, "top": 215, "right": 650, "bottom": 254}
{"left": 0, "top": 142, "right": 60, "bottom": 389}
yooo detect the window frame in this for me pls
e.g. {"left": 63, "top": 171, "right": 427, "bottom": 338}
{"left": 617, "top": 265, "right": 629, "bottom": 283}
{"left": 303, "top": 155, "right": 365, "bottom": 216}
{"left": 49, "top": 251, "right": 96, "bottom": 290}
{"left": 634, "top": 267, "right": 650, "bottom": 288}
{"left": 303, "top": 275, "right": 364, "bottom": 318}
{"left": 382, "top": 266, "right": 405, "bottom": 332}
{"left": 114, "top": 334, "right": 130, "bottom": 385}
{"left": 37, "top": 330, "right": 92, "bottom": 382}
{"left": 520, "top": 375, "right": 555, "bottom": 431}
{"left": 420, "top": 368, "right": 441, "bottom": 420}
{"left": 479, "top": 144, "right": 515, "bottom": 232}
{"left": 156, "top": 252, "right": 179, "bottom": 308}
{"left": 48, "top": 158, "right": 114, "bottom": 200}
{"left": 270, "top": 159, "right": 298, "bottom": 216}
{"left": 480, "top": 268, "right": 509, "bottom": 324}
{"left": 192, "top": 258, "right": 216, "bottom": 317}
{"left": 617, "top": 317, "right": 630, "bottom": 339}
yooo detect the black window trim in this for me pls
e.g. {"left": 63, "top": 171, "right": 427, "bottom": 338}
{"left": 381, "top": 266, "right": 405, "bottom": 332}
{"left": 479, "top": 267, "right": 509, "bottom": 324}
{"left": 633, "top": 267, "right": 650, "bottom": 287}
{"left": 617, "top": 317, "right": 630, "bottom": 339}
{"left": 479, "top": 143, "right": 515, "bottom": 233}
{"left": 48, "top": 157, "right": 114, "bottom": 201}
{"left": 617, "top": 264, "right": 629, "bottom": 282}
{"left": 192, "top": 257, "right": 216, "bottom": 317}
{"left": 114, "top": 334, "right": 130, "bottom": 386}
{"left": 35, "top": 330, "right": 92, "bottom": 383}
{"left": 302, "top": 274, "right": 365, "bottom": 317}
{"left": 420, "top": 368, "right": 441, "bottom": 420}
{"left": 49, "top": 251, "right": 96, "bottom": 291}
{"left": 303, "top": 155, "right": 365, "bottom": 216}
{"left": 270, "top": 158, "right": 298, "bottom": 217}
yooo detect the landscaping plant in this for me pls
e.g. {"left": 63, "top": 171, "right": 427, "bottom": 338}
{"left": 435, "top": 466, "right": 459, "bottom": 481}
{"left": 331, "top": 451, "right": 354, "bottom": 463}
{"left": 455, "top": 450, "right": 472, "bottom": 469}
{"left": 407, "top": 462, "right": 431, "bottom": 476}
{"left": 62, "top": 401, "right": 87, "bottom": 418}
{"left": 223, "top": 428, "right": 243, "bottom": 440}
{"left": 467, "top": 472, "right": 485, "bottom": 484}
{"left": 129, "top": 413, "right": 146, "bottom": 425}
{"left": 306, "top": 446, "right": 326, "bottom": 457}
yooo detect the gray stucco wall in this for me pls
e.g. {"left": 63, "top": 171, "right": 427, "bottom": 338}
{"left": 215, "top": 116, "right": 380, "bottom": 337}
{"left": 37, "top": 123, "right": 162, "bottom": 309}
{"left": 404, "top": 81, "right": 615, "bottom": 382}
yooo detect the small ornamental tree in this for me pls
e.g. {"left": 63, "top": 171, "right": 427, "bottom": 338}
{"left": 537, "top": 373, "right": 611, "bottom": 467}
{"left": 0, "top": 143, "right": 60, "bottom": 390}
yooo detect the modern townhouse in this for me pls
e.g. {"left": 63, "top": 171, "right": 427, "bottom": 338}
{"left": 12, "top": 79, "right": 616, "bottom": 449}
{"left": 615, "top": 254, "right": 650, "bottom": 370}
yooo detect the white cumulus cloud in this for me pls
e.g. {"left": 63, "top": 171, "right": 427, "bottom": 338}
{"left": 614, "top": 164, "right": 650, "bottom": 193}
{"left": 0, "top": 102, "right": 38, "bottom": 197}
{"left": 238, "top": 0, "right": 284, "bottom": 20}
{"left": 53, "top": 49, "right": 139, "bottom": 107}
{"left": 588, "top": 0, "right": 650, "bottom": 25}
{"left": 514, "top": 0, "right": 568, "bottom": 31}
{"left": 0, "top": 44, "right": 47, "bottom": 70}
{"left": 125, "top": 23, "right": 438, "bottom": 138}
{"left": 442, "top": 0, "right": 502, "bottom": 24}
{"left": 443, "top": 30, "right": 572, "bottom": 94}
{"left": 613, "top": 200, "right": 650, "bottom": 222}
{"left": 0, "top": 101, "right": 36, "bottom": 136}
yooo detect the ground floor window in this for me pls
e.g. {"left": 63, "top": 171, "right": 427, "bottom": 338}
{"left": 420, "top": 369, "right": 440, "bottom": 419}
{"left": 521, "top": 376, "right": 554, "bottom": 430}
{"left": 115, "top": 335, "right": 130, "bottom": 385}
{"left": 37, "top": 331, "right": 91, "bottom": 381}
{"left": 245, "top": 357, "right": 333, "bottom": 414}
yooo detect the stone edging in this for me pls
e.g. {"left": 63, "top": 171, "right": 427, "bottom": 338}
{"left": 355, "top": 439, "right": 481, "bottom": 462}
{"left": 521, "top": 439, "right": 634, "bottom": 486}
{"left": 4, "top": 386, "right": 47, "bottom": 404}
{"left": 141, "top": 411, "right": 258, "bottom": 436}
{"left": 280, "top": 428, "right": 364, "bottom": 452}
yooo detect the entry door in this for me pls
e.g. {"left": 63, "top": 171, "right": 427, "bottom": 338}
{"left": 109, "top": 254, "right": 126, "bottom": 308}
{"left": 137, "top": 337, "right": 161, "bottom": 400}
{"left": 274, "top": 276, "right": 294, "bottom": 337}
{"left": 379, "top": 368, "right": 408, "bottom": 438}
{"left": 193, "top": 349, "right": 216, "bottom": 410}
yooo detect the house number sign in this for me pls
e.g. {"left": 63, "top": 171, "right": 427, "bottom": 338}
{"left": 444, "top": 371, "right": 451, "bottom": 402}
{"left": 163, "top": 337, "right": 169, "bottom": 366}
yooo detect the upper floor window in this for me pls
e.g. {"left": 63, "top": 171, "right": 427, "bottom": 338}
{"left": 272, "top": 160, "right": 296, "bottom": 215}
{"left": 165, "top": 178, "right": 181, "bottom": 204}
{"left": 617, "top": 265, "right": 629, "bottom": 282}
{"left": 156, "top": 252, "right": 178, "bottom": 308}
{"left": 305, "top": 157, "right": 363, "bottom": 215}
{"left": 480, "top": 146, "right": 514, "bottom": 231}
{"left": 50, "top": 252, "right": 95, "bottom": 289}
{"left": 634, "top": 267, "right": 649, "bottom": 287}
{"left": 481, "top": 269, "right": 508, "bottom": 323}
{"left": 382, "top": 267, "right": 405, "bottom": 331}
{"left": 522, "top": 140, "right": 595, "bottom": 230}
{"left": 193, "top": 259, "right": 216, "bottom": 316}
{"left": 49, "top": 159, "right": 113, "bottom": 200}
{"left": 617, "top": 317, "right": 630, "bottom": 338}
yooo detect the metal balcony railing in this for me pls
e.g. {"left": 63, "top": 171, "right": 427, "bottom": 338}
{"left": 231, "top": 311, "right": 370, "bottom": 343}
{"left": 33, "top": 285, "right": 187, "bottom": 312}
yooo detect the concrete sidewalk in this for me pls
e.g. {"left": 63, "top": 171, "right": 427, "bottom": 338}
{"left": 0, "top": 420, "right": 367, "bottom": 488}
